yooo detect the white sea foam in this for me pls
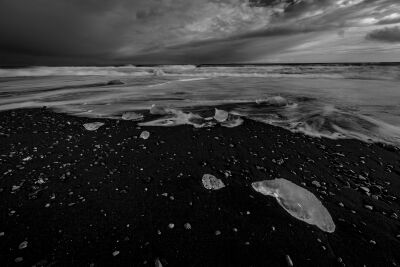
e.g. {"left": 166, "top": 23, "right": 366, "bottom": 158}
{"left": 1, "top": 64, "right": 400, "bottom": 146}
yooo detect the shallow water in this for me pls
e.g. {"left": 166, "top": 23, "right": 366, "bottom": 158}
{"left": 0, "top": 64, "right": 399, "bottom": 146}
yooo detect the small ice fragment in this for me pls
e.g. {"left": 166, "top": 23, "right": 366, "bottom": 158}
{"left": 168, "top": 223, "right": 175, "bottom": 229}
{"left": 150, "top": 104, "right": 170, "bottom": 115}
{"left": 122, "top": 112, "right": 144, "bottom": 121}
{"left": 140, "top": 131, "right": 150, "bottom": 140}
{"left": 252, "top": 178, "right": 335, "bottom": 233}
{"left": 83, "top": 122, "right": 104, "bottom": 131}
{"left": 0, "top": 232, "right": 4, "bottom": 237}
{"left": 15, "top": 257, "right": 23, "bottom": 263}
{"left": 214, "top": 109, "right": 229, "bottom": 122}
{"left": 18, "top": 241, "right": 28, "bottom": 250}
{"left": 184, "top": 223, "right": 192, "bottom": 230}
{"left": 202, "top": 174, "right": 225, "bottom": 190}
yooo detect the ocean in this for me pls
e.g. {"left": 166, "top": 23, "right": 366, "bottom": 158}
{"left": 0, "top": 64, "right": 399, "bottom": 146}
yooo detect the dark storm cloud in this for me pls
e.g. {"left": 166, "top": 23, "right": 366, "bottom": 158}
{"left": 0, "top": 0, "right": 399, "bottom": 65}
{"left": 366, "top": 26, "right": 400, "bottom": 42}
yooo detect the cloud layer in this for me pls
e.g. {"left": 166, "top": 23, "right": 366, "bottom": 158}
{"left": 0, "top": 0, "right": 399, "bottom": 65}
{"left": 366, "top": 26, "right": 400, "bottom": 42}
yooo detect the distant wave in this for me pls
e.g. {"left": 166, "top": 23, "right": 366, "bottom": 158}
{"left": 1, "top": 64, "right": 399, "bottom": 80}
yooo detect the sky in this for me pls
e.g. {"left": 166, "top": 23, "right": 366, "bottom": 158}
{"left": 0, "top": 0, "right": 400, "bottom": 65}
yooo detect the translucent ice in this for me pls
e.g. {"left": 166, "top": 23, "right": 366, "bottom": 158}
{"left": 150, "top": 104, "right": 172, "bottom": 115}
{"left": 83, "top": 122, "right": 104, "bottom": 131}
{"left": 140, "top": 131, "right": 150, "bottom": 140}
{"left": 214, "top": 109, "right": 229, "bottom": 122}
{"left": 121, "top": 112, "right": 144, "bottom": 121}
{"left": 202, "top": 174, "right": 225, "bottom": 190}
{"left": 252, "top": 179, "right": 335, "bottom": 233}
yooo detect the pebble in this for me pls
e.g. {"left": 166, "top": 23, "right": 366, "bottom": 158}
{"left": 168, "top": 223, "right": 175, "bottom": 229}
{"left": 184, "top": 223, "right": 192, "bottom": 230}
{"left": 364, "top": 205, "right": 373, "bottom": 211}
{"left": 312, "top": 181, "right": 321, "bottom": 188}
{"left": 18, "top": 241, "right": 28, "bottom": 250}
{"left": 112, "top": 251, "right": 120, "bottom": 257}
{"left": 215, "top": 230, "right": 221, "bottom": 236}
{"left": 286, "top": 255, "right": 294, "bottom": 267}
{"left": 15, "top": 257, "right": 23, "bottom": 263}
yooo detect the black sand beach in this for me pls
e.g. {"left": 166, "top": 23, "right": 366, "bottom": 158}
{"left": 0, "top": 108, "right": 400, "bottom": 266}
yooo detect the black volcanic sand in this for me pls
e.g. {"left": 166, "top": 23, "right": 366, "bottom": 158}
{"left": 0, "top": 108, "right": 400, "bottom": 267}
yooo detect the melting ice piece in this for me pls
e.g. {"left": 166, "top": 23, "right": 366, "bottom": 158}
{"left": 140, "top": 131, "right": 150, "bottom": 140}
{"left": 83, "top": 122, "right": 104, "bottom": 131}
{"left": 214, "top": 109, "right": 229, "bottom": 122}
{"left": 202, "top": 174, "right": 225, "bottom": 190}
{"left": 252, "top": 179, "right": 335, "bottom": 233}
{"left": 221, "top": 116, "right": 244, "bottom": 128}
{"left": 121, "top": 112, "right": 144, "bottom": 121}
{"left": 140, "top": 110, "right": 210, "bottom": 128}
{"left": 150, "top": 104, "right": 172, "bottom": 115}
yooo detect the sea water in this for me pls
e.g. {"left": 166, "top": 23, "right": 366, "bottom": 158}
{"left": 0, "top": 64, "right": 399, "bottom": 146}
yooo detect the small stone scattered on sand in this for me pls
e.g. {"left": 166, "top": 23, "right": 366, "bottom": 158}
{"left": 18, "top": 241, "right": 28, "bottom": 250}
{"left": 286, "top": 255, "right": 294, "bottom": 267}
{"left": 112, "top": 251, "right": 120, "bottom": 257}
{"left": 140, "top": 131, "right": 150, "bottom": 140}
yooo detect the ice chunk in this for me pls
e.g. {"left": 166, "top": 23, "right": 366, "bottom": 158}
{"left": 221, "top": 117, "right": 244, "bottom": 128}
{"left": 140, "top": 110, "right": 210, "bottom": 128}
{"left": 83, "top": 122, "right": 104, "bottom": 131}
{"left": 140, "top": 131, "right": 150, "bottom": 140}
{"left": 121, "top": 112, "right": 144, "bottom": 121}
{"left": 214, "top": 109, "right": 229, "bottom": 122}
{"left": 150, "top": 104, "right": 171, "bottom": 115}
{"left": 202, "top": 174, "right": 225, "bottom": 190}
{"left": 251, "top": 178, "right": 335, "bottom": 233}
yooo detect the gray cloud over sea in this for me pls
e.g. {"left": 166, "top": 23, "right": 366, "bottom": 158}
{"left": 0, "top": 0, "right": 399, "bottom": 65}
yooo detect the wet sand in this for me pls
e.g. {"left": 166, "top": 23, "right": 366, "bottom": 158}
{"left": 0, "top": 108, "right": 399, "bottom": 266}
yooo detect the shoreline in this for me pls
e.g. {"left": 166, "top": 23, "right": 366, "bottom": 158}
{"left": 0, "top": 108, "right": 399, "bottom": 266}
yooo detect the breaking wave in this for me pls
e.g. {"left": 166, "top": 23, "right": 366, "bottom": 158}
{"left": 1, "top": 64, "right": 400, "bottom": 146}
{"left": 133, "top": 97, "right": 400, "bottom": 146}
